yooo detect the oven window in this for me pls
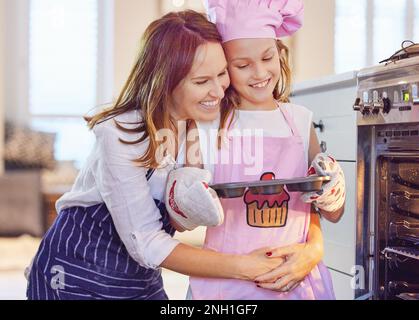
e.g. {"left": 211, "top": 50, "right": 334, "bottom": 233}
{"left": 377, "top": 155, "right": 419, "bottom": 300}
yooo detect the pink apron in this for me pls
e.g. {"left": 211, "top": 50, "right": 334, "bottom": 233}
{"left": 190, "top": 105, "right": 335, "bottom": 300}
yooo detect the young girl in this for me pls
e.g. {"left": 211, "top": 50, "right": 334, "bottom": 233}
{"left": 25, "top": 10, "right": 286, "bottom": 300}
{"left": 173, "top": 0, "right": 345, "bottom": 299}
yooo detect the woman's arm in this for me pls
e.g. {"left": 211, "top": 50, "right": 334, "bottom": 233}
{"left": 308, "top": 125, "right": 345, "bottom": 223}
{"left": 161, "top": 243, "right": 284, "bottom": 281}
{"left": 94, "top": 121, "right": 284, "bottom": 280}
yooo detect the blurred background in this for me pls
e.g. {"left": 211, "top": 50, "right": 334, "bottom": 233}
{"left": 0, "top": 0, "right": 418, "bottom": 300}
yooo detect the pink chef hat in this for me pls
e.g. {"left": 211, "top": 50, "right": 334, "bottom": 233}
{"left": 204, "top": 0, "right": 304, "bottom": 43}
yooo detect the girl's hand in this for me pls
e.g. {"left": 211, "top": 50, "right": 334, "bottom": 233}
{"left": 238, "top": 247, "right": 286, "bottom": 281}
{"left": 253, "top": 242, "right": 323, "bottom": 292}
{"left": 301, "top": 153, "right": 346, "bottom": 214}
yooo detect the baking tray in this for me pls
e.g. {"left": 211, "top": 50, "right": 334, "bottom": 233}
{"left": 210, "top": 176, "right": 331, "bottom": 199}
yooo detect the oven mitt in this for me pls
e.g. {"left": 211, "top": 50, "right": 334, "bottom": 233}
{"left": 301, "top": 153, "right": 346, "bottom": 212}
{"left": 165, "top": 167, "right": 224, "bottom": 231}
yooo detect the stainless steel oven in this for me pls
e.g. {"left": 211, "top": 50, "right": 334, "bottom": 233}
{"left": 354, "top": 56, "right": 419, "bottom": 300}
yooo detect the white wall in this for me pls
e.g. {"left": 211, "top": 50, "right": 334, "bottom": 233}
{"left": 292, "top": 0, "right": 335, "bottom": 83}
{"left": 0, "top": 0, "right": 5, "bottom": 174}
{"left": 3, "top": 0, "right": 29, "bottom": 126}
{"left": 113, "top": 0, "right": 159, "bottom": 97}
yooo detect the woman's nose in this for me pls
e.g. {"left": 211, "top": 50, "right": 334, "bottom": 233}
{"left": 209, "top": 80, "right": 226, "bottom": 99}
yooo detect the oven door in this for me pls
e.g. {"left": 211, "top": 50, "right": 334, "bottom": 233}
{"left": 376, "top": 153, "right": 419, "bottom": 300}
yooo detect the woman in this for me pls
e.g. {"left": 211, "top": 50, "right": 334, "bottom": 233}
{"left": 26, "top": 10, "right": 286, "bottom": 300}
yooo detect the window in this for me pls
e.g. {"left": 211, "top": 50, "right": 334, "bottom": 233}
{"left": 28, "top": 0, "right": 113, "bottom": 168}
{"left": 160, "top": 0, "right": 204, "bottom": 14}
{"left": 415, "top": 0, "right": 419, "bottom": 39}
{"left": 335, "top": 0, "right": 418, "bottom": 74}
{"left": 372, "top": 0, "right": 407, "bottom": 64}
{"left": 334, "top": 0, "right": 367, "bottom": 74}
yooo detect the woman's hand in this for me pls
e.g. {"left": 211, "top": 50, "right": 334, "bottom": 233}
{"left": 253, "top": 242, "right": 323, "bottom": 292}
{"left": 237, "top": 247, "right": 286, "bottom": 281}
{"left": 169, "top": 216, "right": 186, "bottom": 232}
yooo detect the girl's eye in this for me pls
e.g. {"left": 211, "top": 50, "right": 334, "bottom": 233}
{"left": 263, "top": 56, "right": 273, "bottom": 61}
{"left": 237, "top": 64, "right": 249, "bottom": 69}
{"left": 218, "top": 70, "right": 227, "bottom": 77}
{"left": 195, "top": 80, "right": 208, "bottom": 85}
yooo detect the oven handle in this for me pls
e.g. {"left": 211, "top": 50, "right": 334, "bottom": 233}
{"left": 391, "top": 174, "right": 419, "bottom": 190}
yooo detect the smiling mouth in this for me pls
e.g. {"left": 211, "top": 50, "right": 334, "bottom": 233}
{"left": 199, "top": 100, "right": 219, "bottom": 110}
{"left": 250, "top": 78, "right": 271, "bottom": 89}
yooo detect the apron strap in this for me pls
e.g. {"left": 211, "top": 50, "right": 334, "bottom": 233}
{"left": 146, "top": 168, "right": 155, "bottom": 181}
{"left": 277, "top": 102, "right": 301, "bottom": 138}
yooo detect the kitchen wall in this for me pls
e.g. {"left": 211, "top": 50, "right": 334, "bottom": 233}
{"left": 113, "top": 0, "right": 159, "bottom": 96}
{"left": 112, "top": 0, "right": 336, "bottom": 97}
{"left": 292, "top": 0, "right": 335, "bottom": 83}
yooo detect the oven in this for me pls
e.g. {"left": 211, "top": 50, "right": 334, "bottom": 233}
{"left": 354, "top": 56, "right": 419, "bottom": 300}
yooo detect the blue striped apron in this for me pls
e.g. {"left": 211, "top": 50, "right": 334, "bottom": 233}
{"left": 26, "top": 199, "right": 175, "bottom": 300}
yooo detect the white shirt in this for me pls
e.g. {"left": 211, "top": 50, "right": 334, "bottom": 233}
{"left": 196, "top": 103, "right": 313, "bottom": 177}
{"left": 56, "top": 110, "right": 184, "bottom": 269}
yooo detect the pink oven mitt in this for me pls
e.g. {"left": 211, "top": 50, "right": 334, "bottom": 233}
{"left": 165, "top": 167, "right": 224, "bottom": 231}
{"left": 301, "top": 153, "right": 346, "bottom": 212}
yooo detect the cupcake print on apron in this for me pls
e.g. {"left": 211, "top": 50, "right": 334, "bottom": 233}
{"left": 244, "top": 172, "right": 290, "bottom": 228}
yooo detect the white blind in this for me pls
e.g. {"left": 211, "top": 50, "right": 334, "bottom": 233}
{"left": 29, "top": 0, "right": 98, "bottom": 116}
{"left": 373, "top": 0, "right": 407, "bottom": 64}
{"left": 334, "top": 0, "right": 367, "bottom": 74}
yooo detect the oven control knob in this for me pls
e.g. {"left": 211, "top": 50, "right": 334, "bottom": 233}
{"left": 361, "top": 105, "right": 371, "bottom": 116}
{"left": 383, "top": 97, "right": 391, "bottom": 114}
{"left": 353, "top": 97, "right": 362, "bottom": 111}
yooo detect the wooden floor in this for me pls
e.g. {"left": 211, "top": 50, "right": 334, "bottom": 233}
{"left": 0, "top": 229, "right": 205, "bottom": 300}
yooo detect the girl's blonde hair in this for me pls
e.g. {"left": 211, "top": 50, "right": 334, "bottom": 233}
{"left": 218, "top": 40, "right": 291, "bottom": 147}
{"left": 85, "top": 10, "right": 222, "bottom": 168}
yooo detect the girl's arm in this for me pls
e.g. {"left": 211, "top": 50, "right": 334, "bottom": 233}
{"left": 308, "top": 125, "right": 345, "bottom": 223}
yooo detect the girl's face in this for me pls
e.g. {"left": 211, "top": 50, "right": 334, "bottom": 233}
{"left": 223, "top": 38, "right": 280, "bottom": 109}
{"left": 171, "top": 42, "right": 230, "bottom": 122}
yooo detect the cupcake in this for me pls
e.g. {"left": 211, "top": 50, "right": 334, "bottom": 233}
{"left": 244, "top": 172, "right": 290, "bottom": 228}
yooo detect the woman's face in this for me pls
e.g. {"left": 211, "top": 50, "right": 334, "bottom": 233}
{"left": 223, "top": 38, "right": 280, "bottom": 109}
{"left": 170, "top": 42, "right": 230, "bottom": 122}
